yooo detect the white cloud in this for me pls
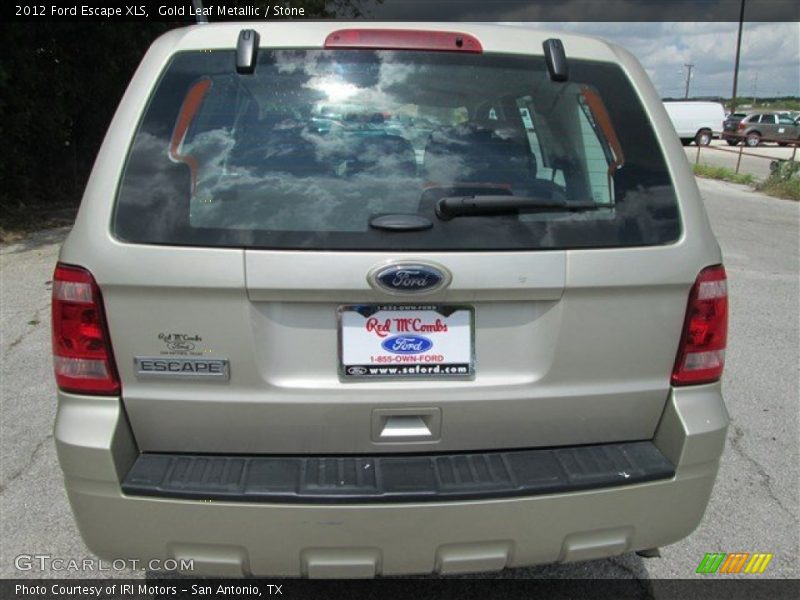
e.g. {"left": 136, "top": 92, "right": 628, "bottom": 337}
{"left": 512, "top": 22, "right": 800, "bottom": 98}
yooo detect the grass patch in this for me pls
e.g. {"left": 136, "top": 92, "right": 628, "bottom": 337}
{"left": 756, "top": 161, "right": 800, "bottom": 201}
{"left": 692, "top": 163, "right": 755, "bottom": 186}
{"left": 693, "top": 161, "right": 800, "bottom": 201}
{"left": 757, "top": 178, "right": 800, "bottom": 201}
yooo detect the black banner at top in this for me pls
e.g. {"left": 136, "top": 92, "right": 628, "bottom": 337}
{"left": 4, "top": 0, "right": 800, "bottom": 22}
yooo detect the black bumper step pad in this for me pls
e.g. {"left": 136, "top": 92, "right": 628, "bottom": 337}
{"left": 122, "top": 441, "right": 674, "bottom": 503}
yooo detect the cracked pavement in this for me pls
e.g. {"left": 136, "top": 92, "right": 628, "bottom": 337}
{"left": 0, "top": 178, "right": 797, "bottom": 584}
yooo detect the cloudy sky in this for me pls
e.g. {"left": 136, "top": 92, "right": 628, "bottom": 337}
{"left": 514, "top": 22, "right": 800, "bottom": 99}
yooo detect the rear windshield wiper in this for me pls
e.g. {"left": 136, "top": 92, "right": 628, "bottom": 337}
{"left": 435, "top": 195, "right": 603, "bottom": 221}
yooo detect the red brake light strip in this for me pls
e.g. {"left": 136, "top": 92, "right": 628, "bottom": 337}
{"left": 324, "top": 29, "right": 483, "bottom": 53}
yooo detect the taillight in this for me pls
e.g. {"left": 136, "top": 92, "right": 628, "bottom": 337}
{"left": 672, "top": 265, "right": 728, "bottom": 386}
{"left": 737, "top": 122, "right": 745, "bottom": 130}
{"left": 324, "top": 29, "right": 483, "bottom": 53}
{"left": 51, "top": 263, "right": 120, "bottom": 395}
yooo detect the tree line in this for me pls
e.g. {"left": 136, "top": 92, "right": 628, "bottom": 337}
{"left": 0, "top": 2, "right": 369, "bottom": 221}
{"left": 0, "top": 23, "right": 176, "bottom": 217}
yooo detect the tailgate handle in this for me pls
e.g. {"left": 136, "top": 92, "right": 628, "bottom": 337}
{"left": 380, "top": 416, "right": 430, "bottom": 438}
{"left": 371, "top": 408, "right": 442, "bottom": 442}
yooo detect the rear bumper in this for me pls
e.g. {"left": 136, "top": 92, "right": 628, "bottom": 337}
{"left": 54, "top": 385, "right": 728, "bottom": 577}
{"left": 121, "top": 442, "right": 675, "bottom": 503}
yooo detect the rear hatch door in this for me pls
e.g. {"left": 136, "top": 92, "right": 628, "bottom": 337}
{"left": 106, "top": 32, "right": 690, "bottom": 454}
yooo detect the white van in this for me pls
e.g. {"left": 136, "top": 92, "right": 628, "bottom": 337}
{"left": 663, "top": 101, "right": 725, "bottom": 146}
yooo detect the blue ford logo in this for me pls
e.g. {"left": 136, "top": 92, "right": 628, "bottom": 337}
{"left": 381, "top": 335, "right": 434, "bottom": 354}
{"left": 373, "top": 263, "right": 448, "bottom": 294}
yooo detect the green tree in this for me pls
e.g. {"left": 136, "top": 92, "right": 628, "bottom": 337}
{"left": 0, "top": 0, "right": 378, "bottom": 224}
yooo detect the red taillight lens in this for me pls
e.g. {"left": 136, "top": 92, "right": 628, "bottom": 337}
{"left": 672, "top": 265, "right": 728, "bottom": 386}
{"left": 324, "top": 29, "right": 483, "bottom": 53}
{"left": 737, "top": 122, "right": 745, "bottom": 130}
{"left": 52, "top": 264, "right": 120, "bottom": 395}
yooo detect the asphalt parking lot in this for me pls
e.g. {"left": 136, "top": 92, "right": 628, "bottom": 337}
{"left": 0, "top": 178, "right": 797, "bottom": 583}
{"left": 683, "top": 140, "right": 798, "bottom": 180}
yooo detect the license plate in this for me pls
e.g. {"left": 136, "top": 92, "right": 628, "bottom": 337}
{"left": 338, "top": 305, "right": 474, "bottom": 380}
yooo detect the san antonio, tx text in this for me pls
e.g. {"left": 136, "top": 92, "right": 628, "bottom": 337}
{"left": 16, "top": 584, "right": 281, "bottom": 596}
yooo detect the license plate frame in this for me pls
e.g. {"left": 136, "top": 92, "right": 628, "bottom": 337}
{"left": 338, "top": 304, "right": 475, "bottom": 381}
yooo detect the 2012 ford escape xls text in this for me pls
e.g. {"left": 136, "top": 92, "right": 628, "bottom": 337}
{"left": 52, "top": 23, "right": 729, "bottom": 577}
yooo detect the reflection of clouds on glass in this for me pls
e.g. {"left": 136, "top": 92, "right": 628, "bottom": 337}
{"left": 273, "top": 50, "right": 303, "bottom": 74}
{"left": 314, "top": 81, "right": 359, "bottom": 102}
{"left": 115, "top": 131, "right": 193, "bottom": 242}
{"left": 174, "top": 110, "right": 422, "bottom": 233}
{"left": 191, "top": 171, "right": 420, "bottom": 233}
{"left": 520, "top": 184, "right": 677, "bottom": 247}
{"left": 300, "top": 128, "right": 359, "bottom": 163}
{"left": 290, "top": 51, "right": 416, "bottom": 116}
{"left": 424, "top": 124, "right": 535, "bottom": 186}
{"left": 273, "top": 50, "right": 471, "bottom": 113}
{"left": 265, "top": 51, "right": 439, "bottom": 172}
{"left": 115, "top": 49, "right": 680, "bottom": 250}
{"left": 376, "top": 53, "right": 415, "bottom": 88}
{"left": 353, "top": 138, "right": 416, "bottom": 175}
{"left": 183, "top": 127, "right": 237, "bottom": 193}
{"left": 423, "top": 148, "right": 466, "bottom": 182}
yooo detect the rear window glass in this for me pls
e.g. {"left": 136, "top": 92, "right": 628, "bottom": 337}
{"left": 114, "top": 49, "right": 680, "bottom": 250}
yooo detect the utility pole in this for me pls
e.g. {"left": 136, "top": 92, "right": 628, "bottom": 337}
{"left": 730, "top": 0, "right": 746, "bottom": 112}
{"left": 683, "top": 64, "right": 694, "bottom": 99}
{"left": 752, "top": 71, "right": 759, "bottom": 105}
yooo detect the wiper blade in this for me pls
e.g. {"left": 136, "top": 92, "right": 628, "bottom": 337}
{"left": 435, "top": 195, "right": 601, "bottom": 221}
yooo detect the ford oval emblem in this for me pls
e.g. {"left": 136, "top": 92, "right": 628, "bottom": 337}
{"left": 381, "top": 335, "right": 434, "bottom": 355}
{"left": 370, "top": 263, "right": 450, "bottom": 295}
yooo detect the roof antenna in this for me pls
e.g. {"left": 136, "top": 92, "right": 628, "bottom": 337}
{"left": 192, "top": 0, "right": 208, "bottom": 24}
{"left": 236, "top": 29, "right": 260, "bottom": 74}
{"left": 543, "top": 38, "right": 568, "bottom": 82}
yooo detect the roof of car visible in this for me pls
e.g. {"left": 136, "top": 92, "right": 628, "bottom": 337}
{"left": 155, "top": 22, "right": 622, "bottom": 62}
